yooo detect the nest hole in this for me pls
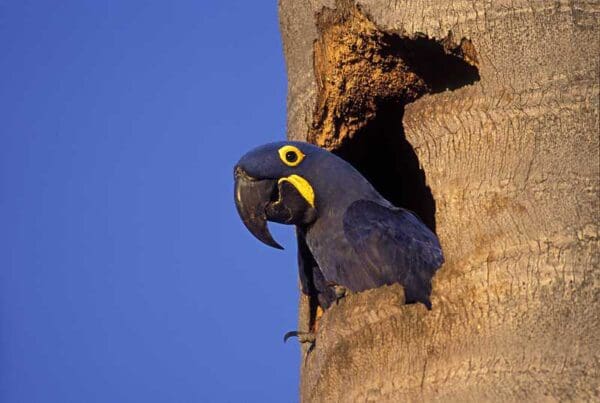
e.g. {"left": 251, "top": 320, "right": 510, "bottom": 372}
{"left": 311, "top": 7, "right": 480, "bottom": 233}
{"left": 334, "top": 103, "right": 437, "bottom": 232}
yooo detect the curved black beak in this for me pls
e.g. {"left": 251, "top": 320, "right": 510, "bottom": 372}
{"left": 234, "top": 166, "right": 283, "bottom": 250}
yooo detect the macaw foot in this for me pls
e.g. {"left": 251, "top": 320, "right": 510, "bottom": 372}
{"left": 333, "top": 285, "right": 348, "bottom": 304}
{"left": 283, "top": 330, "right": 316, "bottom": 344}
{"left": 284, "top": 330, "right": 316, "bottom": 359}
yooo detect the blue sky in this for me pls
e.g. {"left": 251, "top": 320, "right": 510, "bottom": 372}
{"left": 0, "top": 1, "right": 302, "bottom": 402}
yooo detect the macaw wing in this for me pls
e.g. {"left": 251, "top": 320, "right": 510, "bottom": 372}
{"left": 343, "top": 200, "right": 444, "bottom": 308}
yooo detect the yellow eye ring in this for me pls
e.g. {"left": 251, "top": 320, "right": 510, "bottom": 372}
{"left": 278, "top": 145, "right": 305, "bottom": 167}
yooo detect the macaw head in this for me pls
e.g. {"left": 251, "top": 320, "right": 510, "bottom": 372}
{"left": 234, "top": 141, "right": 376, "bottom": 249}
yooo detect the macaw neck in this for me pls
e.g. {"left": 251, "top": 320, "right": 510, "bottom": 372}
{"left": 312, "top": 173, "right": 389, "bottom": 216}
{"left": 300, "top": 151, "right": 392, "bottom": 217}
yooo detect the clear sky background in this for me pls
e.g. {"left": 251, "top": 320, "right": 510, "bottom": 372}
{"left": 0, "top": 1, "right": 302, "bottom": 402}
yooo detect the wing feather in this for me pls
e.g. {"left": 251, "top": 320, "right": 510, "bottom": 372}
{"left": 343, "top": 200, "right": 443, "bottom": 308}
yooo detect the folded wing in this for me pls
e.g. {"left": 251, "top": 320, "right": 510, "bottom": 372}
{"left": 343, "top": 200, "right": 444, "bottom": 308}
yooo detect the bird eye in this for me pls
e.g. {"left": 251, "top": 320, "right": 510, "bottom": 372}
{"left": 278, "top": 145, "right": 305, "bottom": 167}
{"left": 285, "top": 151, "right": 297, "bottom": 163}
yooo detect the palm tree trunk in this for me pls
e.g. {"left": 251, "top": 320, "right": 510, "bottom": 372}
{"left": 279, "top": 0, "right": 599, "bottom": 401}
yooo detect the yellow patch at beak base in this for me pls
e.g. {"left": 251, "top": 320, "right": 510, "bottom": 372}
{"left": 278, "top": 175, "right": 315, "bottom": 207}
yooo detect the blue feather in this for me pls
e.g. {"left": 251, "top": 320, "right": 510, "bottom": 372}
{"left": 343, "top": 200, "right": 443, "bottom": 308}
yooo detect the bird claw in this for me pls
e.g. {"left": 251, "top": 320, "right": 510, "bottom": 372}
{"left": 333, "top": 285, "right": 347, "bottom": 304}
{"left": 283, "top": 330, "right": 316, "bottom": 344}
{"left": 284, "top": 330, "right": 317, "bottom": 362}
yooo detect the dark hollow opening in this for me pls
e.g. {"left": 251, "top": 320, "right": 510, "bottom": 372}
{"left": 384, "top": 34, "right": 480, "bottom": 93}
{"left": 333, "top": 34, "right": 480, "bottom": 234}
{"left": 334, "top": 103, "right": 437, "bottom": 232}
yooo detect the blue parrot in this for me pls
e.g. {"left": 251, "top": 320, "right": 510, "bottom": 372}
{"left": 234, "top": 141, "right": 443, "bottom": 338}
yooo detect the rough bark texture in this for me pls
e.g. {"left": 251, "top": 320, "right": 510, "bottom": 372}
{"left": 279, "top": 0, "right": 599, "bottom": 401}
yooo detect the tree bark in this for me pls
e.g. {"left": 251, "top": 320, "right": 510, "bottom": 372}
{"left": 279, "top": 0, "right": 599, "bottom": 401}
